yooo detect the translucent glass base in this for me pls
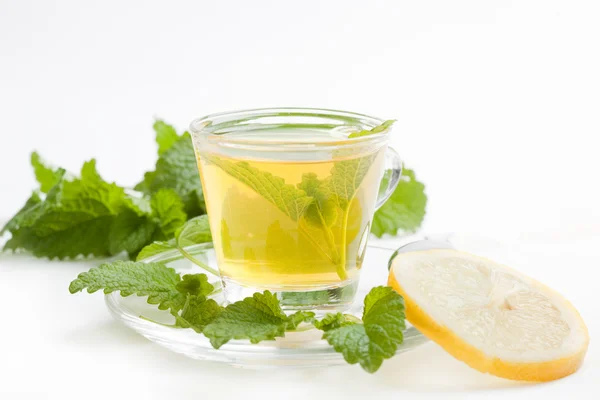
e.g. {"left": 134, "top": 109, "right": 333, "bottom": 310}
{"left": 221, "top": 276, "right": 359, "bottom": 311}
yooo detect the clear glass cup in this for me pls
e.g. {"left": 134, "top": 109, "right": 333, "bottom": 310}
{"left": 189, "top": 108, "right": 402, "bottom": 311}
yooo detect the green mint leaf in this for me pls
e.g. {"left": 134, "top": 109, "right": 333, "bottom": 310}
{"left": 348, "top": 120, "right": 395, "bottom": 139}
{"left": 371, "top": 166, "right": 427, "bottom": 238}
{"left": 175, "top": 295, "right": 222, "bottom": 333}
{"left": 3, "top": 159, "right": 164, "bottom": 259}
{"left": 150, "top": 188, "right": 187, "bottom": 238}
{"left": 202, "top": 291, "right": 289, "bottom": 348}
{"left": 324, "top": 153, "right": 377, "bottom": 211}
{"left": 1, "top": 191, "right": 42, "bottom": 235}
{"left": 176, "top": 273, "right": 214, "bottom": 297}
{"left": 313, "top": 312, "right": 352, "bottom": 331}
{"left": 154, "top": 120, "right": 180, "bottom": 156}
{"left": 285, "top": 311, "right": 316, "bottom": 330}
{"left": 205, "top": 156, "right": 313, "bottom": 221}
{"left": 322, "top": 286, "right": 405, "bottom": 373}
{"left": 298, "top": 173, "right": 338, "bottom": 228}
{"left": 4, "top": 162, "right": 121, "bottom": 259}
{"left": 175, "top": 215, "right": 212, "bottom": 247}
{"left": 30, "top": 152, "right": 63, "bottom": 193}
{"left": 135, "top": 132, "right": 205, "bottom": 217}
{"left": 136, "top": 240, "right": 176, "bottom": 261}
{"left": 108, "top": 209, "right": 156, "bottom": 257}
{"left": 69, "top": 260, "right": 188, "bottom": 312}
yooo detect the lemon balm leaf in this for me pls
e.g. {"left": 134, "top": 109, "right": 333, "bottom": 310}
{"left": 136, "top": 131, "right": 205, "bottom": 217}
{"left": 30, "top": 152, "right": 63, "bottom": 193}
{"left": 202, "top": 291, "right": 290, "bottom": 348}
{"left": 371, "top": 167, "right": 427, "bottom": 238}
{"left": 136, "top": 240, "right": 176, "bottom": 261}
{"left": 150, "top": 188, "right": 187, "bottom": 238}
{"left": 175, "top": 215, "right": 212, "bottom": 247}
{"left": 2, "top": 158, "right": 187, "bottom": 259}
{"left": 324, "top": 153, "right": 378, "bottom": 211}
{"left": 0, "top": 191, "right": 43, "bottom": 235}
{"left": 154, "top": 120, "right": 180, "bottom": 156}
{"left": 312, "top": 312, "right": 349, "bottom": 331}
{"left": 348, "top": 120, "right": 395, "bottom": 139}
{"left": 135, "top": 215, "right": 212, "bottom": 261}
{"left": 298, "top": 173, "right": 338, "bottom": 228}
{"left": 319, "top": 286, "right": 405, "bottom": 373}
{"left": 285, "top": 311, "right": 316, "bottom": 330}
{"left": 204, "top": 156, "right": 313, "bottom": 221}
{"left": 176, "top": 273, "right": 214, "bottom": 297}
{"left": 3, "top": 163, "right": 126, "bottom": 259}
{"left": 175, "top": 295, "right": 222, "bottom": 333}
{"left": 69, "top": 261, "right": 188, "bottom": 312}
{"left": 108, "top": 209, "right": 156, "bottom": 256}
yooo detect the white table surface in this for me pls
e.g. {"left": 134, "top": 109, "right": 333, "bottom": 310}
{"left": 1, "top": 0, "right": 599, "bottom": 398}
{"left": 0, "top": 234, "right": 598, "bottom": 399}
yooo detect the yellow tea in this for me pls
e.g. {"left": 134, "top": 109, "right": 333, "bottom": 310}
{"left": 197, "top": 137, "right": 386, "bottom": 290}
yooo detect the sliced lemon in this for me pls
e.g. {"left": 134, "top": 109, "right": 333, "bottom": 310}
{"left": 388, "top": 249, "right": 589, "bottom": 381}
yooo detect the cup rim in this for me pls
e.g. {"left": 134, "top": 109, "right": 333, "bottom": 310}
{"left": 189, "top": 107, "right": 390, "bottom": 151}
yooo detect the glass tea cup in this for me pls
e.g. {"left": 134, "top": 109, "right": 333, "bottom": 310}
{"left": 190, "top": 108, "right": 402, "bottom": 311}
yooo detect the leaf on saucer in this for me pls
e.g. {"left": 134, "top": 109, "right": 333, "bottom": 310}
{"left": 319, "top": 286, "right": 406, "bottom": 373}
{"left": 69, "top": 260, "right": 191, "bottom": 312}
{"left": 175, "top": 295, "right": 222, "bottom": 333}
{"left": 202, "top": 291, "right": 290, "bottom": 348}
{"left": 176, "top": 273, "right": 214, "bottom": 297}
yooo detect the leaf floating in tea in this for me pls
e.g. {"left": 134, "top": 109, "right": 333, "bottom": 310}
{"left": 348, "top": 120, "right": 396, "bottom": 139}
{"left": 298, "top": 173, "right": 338, "bottom": 228}
{"left": 323, "top": 154, "right": 377, "bottom": 210}
{"left": 203, "top": 156, "right": 314, "bottom": 221}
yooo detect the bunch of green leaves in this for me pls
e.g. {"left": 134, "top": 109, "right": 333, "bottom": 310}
{"left": 1, "top": 120, "right": 205, "bottom": 259}
{"left": 1, "top": 155, "right": 187, "bottom": 259}
{"left": 69, "top": 261, "right": 405, "bottom": 373}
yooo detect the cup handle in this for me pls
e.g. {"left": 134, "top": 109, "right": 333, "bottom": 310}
{"left": 375, "top": 147, "right": 402, "bottom": 210}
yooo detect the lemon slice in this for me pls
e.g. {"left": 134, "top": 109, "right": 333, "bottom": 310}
{"left": 388, "top": 249, "right": 589, "bottom": 381}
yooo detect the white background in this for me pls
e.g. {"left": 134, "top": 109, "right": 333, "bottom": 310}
{"left": 0, "top": 0, "right": 599, "bottom": 399}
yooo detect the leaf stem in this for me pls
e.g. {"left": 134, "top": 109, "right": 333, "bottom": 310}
{"left": 337, "top": 209, "right": 350, "bottom": 280}
{"left": 298, "top": 225, "right": 335, "bottom": 264}
{"left": 317, "top": 210, "right": 340, "bottom": 264}
{"left": 178, "top": 246, "right": 220, "bottom": 277}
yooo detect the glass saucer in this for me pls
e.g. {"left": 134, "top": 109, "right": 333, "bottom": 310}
{"left": 105, "top": 242, "right": 429, "bottom": 369}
